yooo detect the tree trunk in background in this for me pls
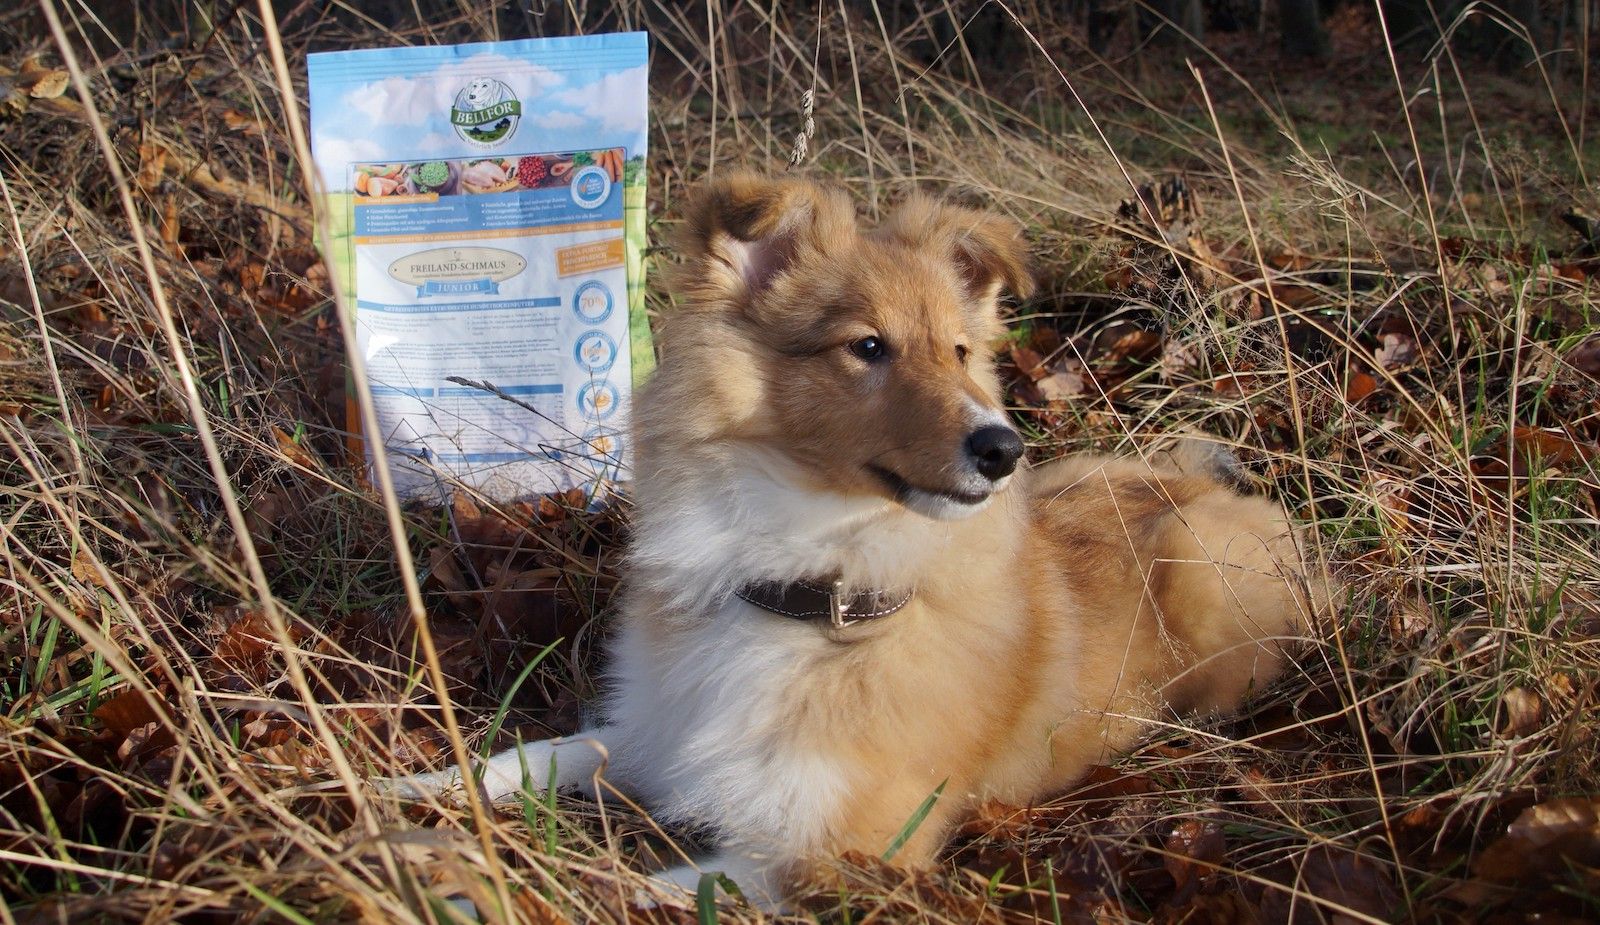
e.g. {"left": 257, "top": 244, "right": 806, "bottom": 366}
{"left": 1379, "top": 0, "right": 1441, "bottom": 46}
{"left": 1086, "top": 0, "right": 1124, "bottom": 53}
{"left": 1144, "top": 0, "right": 1207, "bottom": 44}
{"left": 1481, "top": 0, "right": 1541, "bottom": 66}
{"left": 1279, "top": 0, "right": 1331, "bottom": 58}
{"left": 1376, "top": 0, "right": 1543, "bottom": 68}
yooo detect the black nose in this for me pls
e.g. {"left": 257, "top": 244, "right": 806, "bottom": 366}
{"left": 966, "top": 425, "right": 1024, "bottom": 481}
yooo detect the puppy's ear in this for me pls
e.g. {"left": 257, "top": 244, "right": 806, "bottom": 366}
{"left": 676, "top": 172, "right": 855, "bottom": 301}
{"left": 879, "top": 197, "right": 1034, "bottom": 301}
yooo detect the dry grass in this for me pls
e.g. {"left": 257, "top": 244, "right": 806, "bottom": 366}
{"left": 1, "top": 0, "right": 1597, "bottom": 922}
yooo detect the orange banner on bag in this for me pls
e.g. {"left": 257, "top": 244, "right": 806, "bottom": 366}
{"left": 557, "top": 237, "right": 625, "bottom": 277}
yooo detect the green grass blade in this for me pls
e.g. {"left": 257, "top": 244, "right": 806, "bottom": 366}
{"left": 33, "top": 615, "right": 60, "bottom": 692}
{"left": 479, "top": 637, "right": 562, "bottom": 761}
{"left": 1047, "top": 856, "right": 1063, "bottom": 925}
{"left": 882, "top": 779, "right": 946, "bottom": 861}
{"left": 696, "top": 871, "right": 719, "bottom": 924}
{"left": 543, "top": 748, "right": 559, "bottom": 853}
{"left": 238, "top": 880, "right": 315, "bottom": 925}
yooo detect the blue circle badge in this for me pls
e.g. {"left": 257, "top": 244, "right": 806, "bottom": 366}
{"left": 577, "top": 380, "right": 620, "bottom": 421}
{"left": 570, "top": 165, "right": 611, "bottom": 209}
{"left": 573, "top": 280, "right": 613, "bottom": 324}
{"left": 573, "top": 330, "right": 617, "bottom": 373}
{"left": 581, "top": 427, "right": 624, "bottom": 473}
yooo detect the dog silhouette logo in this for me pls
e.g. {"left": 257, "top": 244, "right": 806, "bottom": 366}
{"left": 450, "top": 77, "right": 521, "bottom": 147}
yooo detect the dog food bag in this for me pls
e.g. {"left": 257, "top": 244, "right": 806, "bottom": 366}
{"left": 307, "top": 33, "right": 649, "bottom": 501}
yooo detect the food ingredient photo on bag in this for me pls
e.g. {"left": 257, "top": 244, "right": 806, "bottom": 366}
{"left": 307, "top": 32, "right": 649, "bottom": 502}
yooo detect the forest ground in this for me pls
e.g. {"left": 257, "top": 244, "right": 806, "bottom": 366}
{"left": 1, "top": 1, "right": 1598, "bottom": 922}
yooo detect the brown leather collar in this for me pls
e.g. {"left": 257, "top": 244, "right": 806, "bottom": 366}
{"left": 734, "top": 578, "right": 912, "bottom": 629}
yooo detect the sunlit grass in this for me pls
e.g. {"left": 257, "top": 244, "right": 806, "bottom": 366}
{"left": 0, "top": 0, "right": 1594, "bottom": 921}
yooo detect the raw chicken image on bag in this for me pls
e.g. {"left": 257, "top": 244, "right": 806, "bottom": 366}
{"left": 307, "top": 33, "right": 650, "bottom": 502}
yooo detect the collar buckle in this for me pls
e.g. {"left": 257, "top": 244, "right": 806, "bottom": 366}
{"left": 827, "top": 578, "right": 859, "bottom": 630}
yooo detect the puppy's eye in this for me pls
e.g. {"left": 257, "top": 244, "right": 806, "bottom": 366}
{"left": 849, "top": 336, "right": 887, "bottom": 361}
{"left": 956, "top": 345, "right": 969, "bottom": 364}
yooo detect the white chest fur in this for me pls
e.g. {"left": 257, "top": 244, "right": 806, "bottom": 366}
{"left": 626, "top": 447, "right": 962, "bottom": 608}
{"left": 602, "top": 596, "right": 852, "bottom": 854}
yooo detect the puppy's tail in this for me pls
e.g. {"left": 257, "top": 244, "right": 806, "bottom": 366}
{"left": 1153, "top": 433, "right": 1339, "bottom": 628}
{"left": 1149, "top": 434, "right": 1250, "bottom": 494}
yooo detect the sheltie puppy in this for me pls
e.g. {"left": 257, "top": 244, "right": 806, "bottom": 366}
{"left": 398, "top": 174, "right": 1318, "bottom": 905}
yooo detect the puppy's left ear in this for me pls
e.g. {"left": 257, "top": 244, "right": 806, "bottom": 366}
{"left": 879, "top": 197, "right": 1035, "bottom": 302}
{"left": 674, "top": 172, "right": 856, "bottom": 305}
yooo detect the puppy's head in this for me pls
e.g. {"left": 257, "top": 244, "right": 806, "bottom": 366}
{"left": 656, "top": 173, "right": 1033, "bottom": 520}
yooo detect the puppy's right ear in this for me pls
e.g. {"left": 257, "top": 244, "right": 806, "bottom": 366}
{"left": 676, "top": 173, "right": 855, "bottom": 303}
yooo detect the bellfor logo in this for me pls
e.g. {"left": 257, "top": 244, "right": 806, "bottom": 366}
{"left": 451, "top": 77, "right": 522, "bottom": 147}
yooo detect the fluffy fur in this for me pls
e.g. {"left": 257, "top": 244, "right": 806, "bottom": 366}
{"left": 398, "top": 174, "right": 1319, "bottom": 905}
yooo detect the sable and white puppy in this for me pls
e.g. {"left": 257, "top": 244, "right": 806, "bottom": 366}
{"left": 399, "top": 174, "right": 1317, "bottom": 904}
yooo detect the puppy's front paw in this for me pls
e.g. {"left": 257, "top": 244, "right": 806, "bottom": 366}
{"left": 377, "top": 766, "right": 467, "bottom": 803}
{"left": 647, "top": 859, "right": 781, "bottom": 912}
{"left": 380, "top": 755, "right": 548, "bottom": 806}
{"left": 631, "top": 871, "right": 696, "bottom": 911}
{"left": 380, "top": 735, "right": 613, "bottom": 806}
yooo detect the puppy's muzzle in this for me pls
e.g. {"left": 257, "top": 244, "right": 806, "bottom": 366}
{"left": 966, "top": 425, "right": 1024, "bottom": 481}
